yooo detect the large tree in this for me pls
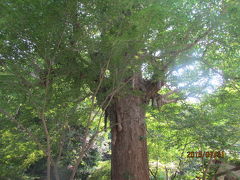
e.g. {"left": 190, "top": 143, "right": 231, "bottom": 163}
{"left": 0, "top": 0, "right": 239, "bottom": 179}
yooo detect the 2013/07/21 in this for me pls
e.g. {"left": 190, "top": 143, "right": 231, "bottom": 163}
{"left": 187, "top": 151, "right": 225, "bottom": 158}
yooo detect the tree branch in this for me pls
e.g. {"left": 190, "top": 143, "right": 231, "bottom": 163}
{"left": 0, "top": 106, "right": 45, "bottom": 153}
{"left": 215, "top": 166, "right": 240, "bottom": 177}
{"left": 167, "top": 28, "right": 212, "bottom": 57}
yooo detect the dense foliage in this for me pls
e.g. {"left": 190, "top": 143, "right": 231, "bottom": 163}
{"left": 0, "top": 0, "right": 239, "bottom": 179}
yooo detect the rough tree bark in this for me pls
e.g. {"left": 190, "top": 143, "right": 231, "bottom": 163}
{"left": 105, "top": 74, "right": 154, "bottom": 180}
{"left": 109, "top": 95, "right": 150, "bottom": 180}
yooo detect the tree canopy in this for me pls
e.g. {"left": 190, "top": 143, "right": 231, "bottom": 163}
{"left": 0, "top": 0, "right": 239, "bottom": 179}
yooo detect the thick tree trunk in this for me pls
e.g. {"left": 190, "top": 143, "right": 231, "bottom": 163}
{"left": 109, "top": 95, "right": 150, "bottom": 180}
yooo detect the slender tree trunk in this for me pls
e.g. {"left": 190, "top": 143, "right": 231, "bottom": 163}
{"left": 165, "top": 167, "right": 169, "bottom": 180}
{"left": 52, "top": 161, "right": 60, "bottom": 180}
{"left": 202, "top": 156, "right": 213, "bottom": 180}
{"left": 109, "top": 95, "right": 150, "bottom": 180}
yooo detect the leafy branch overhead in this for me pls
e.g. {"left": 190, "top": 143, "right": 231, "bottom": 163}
{"left": 0, "top": 0, "right": 239, "bottom": 179}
